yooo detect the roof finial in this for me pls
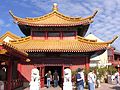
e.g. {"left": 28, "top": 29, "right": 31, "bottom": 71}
{"left": 92, "top": 10, "right": 98, "bottom": 18}
{"left": 9, "top": 10, "right": 15, "bottom": 18}
{"left": 52, "top": 3, "right": 58, "bottom": 11}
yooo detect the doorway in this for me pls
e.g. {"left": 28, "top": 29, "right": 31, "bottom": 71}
{"left": 44, "top": 66, "right": 62, "bottom": 86}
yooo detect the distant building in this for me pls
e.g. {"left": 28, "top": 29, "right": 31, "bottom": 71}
{"left": 85, "top": 33, "right": 114, "bottom": 67}
{"left": 112, "top": 50, "right": 120, "bottom": 72}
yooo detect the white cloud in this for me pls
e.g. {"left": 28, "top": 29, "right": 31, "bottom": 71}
{"left": 6, "top": 24, "right": 11, "bottom": 27}
{"left": 32, "top": 11, "right": 40, "bottom": 16}
{"left": 0, "top": 19, "right": 4, "bottom": 25}
{"left": 19, "top": 2, "right": 31, "bottom": 8}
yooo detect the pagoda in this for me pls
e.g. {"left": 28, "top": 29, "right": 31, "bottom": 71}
{"left": 8, "top": 3, "right": 117, "bottom": 87}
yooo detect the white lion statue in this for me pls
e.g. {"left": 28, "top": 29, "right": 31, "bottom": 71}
{"left": 30, "top": 68, "right": 40, "bottom": 90}
{"left": 64, "top": 68, "right": 71, "bottom": 83}
{"left": 63, "top": 68, "right": 72, "bottom": 90}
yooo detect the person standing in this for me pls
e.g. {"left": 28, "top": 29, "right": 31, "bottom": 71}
{"left": 53, "top": 70, "right": 59, "bottom": 87}
{"left": 76, "top": 68, "right": 84, "bottom": 90}
{"left": 45, "top": 71, "right": 52, "bottom": 88}
{"left": 88, "top": 70, "right": 96, "bottom": 90}
{"left": 114, "top": 71, "right": 119, "bottom": 85}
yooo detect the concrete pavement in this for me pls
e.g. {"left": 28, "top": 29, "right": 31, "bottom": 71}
{"left": 86, "top": 83, "right": 120, "bottom": 90}
{"left": 23, "top": 83, "right": 120, "bottom": 90}
{"left": 15, "top": 83, "right": 120, "bottom": 90}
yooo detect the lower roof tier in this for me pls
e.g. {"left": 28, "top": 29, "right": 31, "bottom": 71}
{"left": 9, "top": 36, "right": 118, "bottom": 53}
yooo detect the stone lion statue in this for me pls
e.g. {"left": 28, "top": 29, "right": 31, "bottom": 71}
{"left": 30, "top": 68, "right": 40, "bottom": 90}
{"left": 64, "top": 68, "right": 71, "bottom": 83}
{"left": 63, "top": 68, "right": 72, "bottom": 90}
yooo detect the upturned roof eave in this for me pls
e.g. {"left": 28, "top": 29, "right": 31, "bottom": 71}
{"left": 9, "top": 8, "right": 97, "bottom": 26}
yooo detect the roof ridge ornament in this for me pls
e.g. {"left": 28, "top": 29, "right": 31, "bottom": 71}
{"left": 9, "top": 10, "right": 15, "bottom": 18}
{"left": 52, "top": 3, "right": 58, "bottom": 11}
{"left": 92, "top": 10, "right": 98, "bottom": 18}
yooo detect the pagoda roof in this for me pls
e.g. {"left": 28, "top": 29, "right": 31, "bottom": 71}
{"left": 9, "top": 3, "right": 98, "bottom": 27}
{"left": 0, "top": 31, "right": 21, "bottom": 41}
{"left": 9, "top": 36, "right": 118, "bottom": 53}
{"left": 0, "top": 40, "right": 28, "bottom": 57}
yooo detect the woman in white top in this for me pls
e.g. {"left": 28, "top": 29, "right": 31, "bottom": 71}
{"left": 88, "top": 70, "right": 96, "bottom": 90}
{"left": 114, "top": 71, "right": 119, "bottom": 85}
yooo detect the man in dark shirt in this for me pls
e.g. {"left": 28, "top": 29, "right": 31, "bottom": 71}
{"left": 45, "top": 71, "right": 52, "bottom": 88}
{"left": 53, "top": 70, "right": 59, "bottom": 87}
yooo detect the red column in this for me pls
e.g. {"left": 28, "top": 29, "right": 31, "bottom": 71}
{"left": 62, "top": 64, "right": 64, "bottom": 79}
{"left": 85, "top": 57, "right": 90, "bottom": 70}
{"left": 45, "top": 31, "right": 48, "bottom": 40}
{"left": 75, "top": 31, "right": 77, "bottom": 39}
{"left": 7, "top": 60, "right": 12, "bottom": 90}
{"left": 40, "top": 65, "right": 45, "bottom": 88}
{"left": 60, "top": 31, "right": 63, "bottom": 40}
{"left": 62, "top": 64, "right": 64, "bottom": 89}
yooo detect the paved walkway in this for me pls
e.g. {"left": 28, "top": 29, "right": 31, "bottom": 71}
{"left": 22, "top": 83, "right": 120, "bottom": 90}
{"left": 23, "top": 86, "right": 62, "bottom": 90}
{"left": 86, "top": 83, "right": 120, "bottom": 90}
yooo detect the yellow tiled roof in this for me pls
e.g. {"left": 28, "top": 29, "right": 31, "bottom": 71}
{"left": 0, "top": 32, "right": 27, "bottom": 56}
{"left": 9, "top": 36, "right": 118, "bottom": 52}
{"left": 0, "top": 41, "right": 28, "bottom": 56}
{"left": 0, "top": 31, "right": 21, "bottom": 40}
{"left": 9, "top": 4, "right": 98, "bottom": 27}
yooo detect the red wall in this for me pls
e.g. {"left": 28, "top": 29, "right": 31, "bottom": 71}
{"left": 18, "top": 64, "right": 34, "bottom": 82}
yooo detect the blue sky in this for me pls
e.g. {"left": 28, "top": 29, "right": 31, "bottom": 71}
{"left": 0, "top": 0, "right": 120, "bottom": 51}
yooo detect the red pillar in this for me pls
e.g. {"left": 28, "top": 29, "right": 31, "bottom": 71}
{"left": 62, "top": 64, "right": 64, "bottom": 79}
{"left": 7, "top": 60, "right": 12, "bottom": 90}
{"left": 45, "top": 31, "right": 48, "bottom": 40}
{"left": 85, "top": 57, "right": 90, "bottom": 70}
{"left": 40, "top": 65, "right": 45, "bottom": 88}
{"left": 62, "top": 64, "right": 64, "bottom": 90}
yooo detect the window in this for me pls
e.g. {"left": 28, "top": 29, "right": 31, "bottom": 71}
{"left": 33, "top": 31, "right": 45, "bottom": 37}
{"left": 63, "top": 32, "right": 75, "bottom": 37}
{"left": 48, "top": 32, "right": 60, "bottom": 37}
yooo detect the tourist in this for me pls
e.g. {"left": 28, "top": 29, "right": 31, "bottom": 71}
{"left": 76, "top": 68, "right": 84, "bottom": 90}
{"left": 114, "top": 71, "right": 119, "bottom": 85}
{"left": 88, "top": 70, "right": 96, "bottom": 90}
{"left": 45, "top": 71, "right": 52, "bottom": 88}
{"left": 111, "top": 74, "right": 115, "bottom": 83}
{"left": 53, "top": 70, "right": 59, "bottom": 87}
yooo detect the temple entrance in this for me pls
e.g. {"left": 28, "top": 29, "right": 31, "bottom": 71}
{"left": 44, "top": 66, "right": 62, "bottom": 87}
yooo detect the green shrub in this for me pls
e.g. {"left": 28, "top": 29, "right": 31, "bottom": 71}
{"left": 107, "top": 66, "right": 117, "bottom": 75}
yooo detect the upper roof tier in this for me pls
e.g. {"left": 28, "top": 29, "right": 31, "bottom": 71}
{"left": 9, "top": 3, "right": 98, "bottom": 27}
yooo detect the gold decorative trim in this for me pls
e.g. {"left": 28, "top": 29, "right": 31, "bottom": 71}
{"left": 10, "top": 36, "right": 31, "bottom": 44}
{"left": 0, "top": 49, "right": 7, "bottom": 54}
{"left": 77, "top": 35, "right": 118, "bottom": 45}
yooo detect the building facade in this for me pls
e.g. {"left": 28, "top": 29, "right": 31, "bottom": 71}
{"left": 0, "top": 3, "right": 117, "bottom": 89}
{"left": 0, "top": 32, "right": 27, "bottom": 90}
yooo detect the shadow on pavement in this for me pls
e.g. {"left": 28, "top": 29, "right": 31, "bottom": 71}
{"left": 110, "top": 86, "right": 120, "bottom": 90}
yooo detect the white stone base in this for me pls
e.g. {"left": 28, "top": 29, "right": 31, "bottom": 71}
{"left": 63, "top": 82, "right": 72, "bottom": 90}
